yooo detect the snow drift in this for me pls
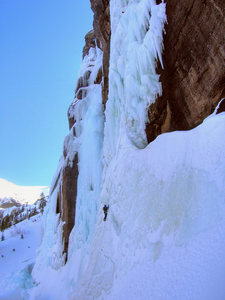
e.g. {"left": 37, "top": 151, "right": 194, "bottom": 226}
{"left": 29, "top": 104, "right": 225, "bottom": 300}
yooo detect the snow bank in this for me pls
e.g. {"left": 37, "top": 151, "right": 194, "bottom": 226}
{"left": 0, "top": 215, "right": 42, "bottom": 300}
{"left": 69, "top": 110, "right": 225, "bottom": 300}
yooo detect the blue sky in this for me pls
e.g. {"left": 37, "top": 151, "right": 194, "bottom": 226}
{"left": 0, "top": 1, "right": 93, "bottom": 186}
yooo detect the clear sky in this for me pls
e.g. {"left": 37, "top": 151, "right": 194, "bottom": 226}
{"left": 0, "top": 0, "right": 93, "bottom": 187}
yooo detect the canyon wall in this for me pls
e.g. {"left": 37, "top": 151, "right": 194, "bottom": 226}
{"left": 146, "top": 0, "right": 225, "bottom": 142}
{"left": 59, "top": 0, "right": 225, "bottom": 256}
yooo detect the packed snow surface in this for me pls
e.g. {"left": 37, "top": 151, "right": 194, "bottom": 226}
{"left": 0, "top": 215, "right": 43, "bottom": 300}
{"left": 29, "top": 110, "right": 225, "bottom": 300}
{"left": 0, "top": 178, "right": 48, "bottom": 205}
{"left": 68, "top": 111, "right": 225, "bottom": 300}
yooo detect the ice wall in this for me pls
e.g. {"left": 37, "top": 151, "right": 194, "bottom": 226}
{"left": 31, "top": 43, "right": 104, "bottom": 294}
{"left": 103, "top": 0, "right": 166, "bottom": 169}
{"left": 67, "top": 45, "right": 104, "bottom": 265}
{"left": 69, "top": 110, "right": 225, "bottom": 300}
{"left": 68, "top": 1, "right": 225, "bottom": 298}
{"left": 31, "top": 0, "right": 167, "bottom": 297}
{"left": 30, "top": 1, "right": 225, "bottom": 299}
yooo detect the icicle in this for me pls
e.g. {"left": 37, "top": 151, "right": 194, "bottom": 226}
{"left": 103, "top": 0, "right": 167, "bottom": 168}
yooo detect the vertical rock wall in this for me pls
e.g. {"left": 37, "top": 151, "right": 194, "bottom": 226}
{"left": 61, "top": 154, "right": 78, "bottom": 258}
{"left": 90, "top": 0, "right": 111, "bottom": 105}
{"left": 146, "top": 0, "right": 225, "bottom": 142}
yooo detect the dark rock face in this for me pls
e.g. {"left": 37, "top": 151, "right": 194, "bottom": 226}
{"left": 216, "top": 98, "right": 225, "bottom": 114}
{"left": 90, "top": 0, "right": 110, "bottom": 105}
{"left": 55, "top": 154, "right": 78, "bottom": 259}
{"left": 68, "top": 31, "right": 96, "bottom": 130}
{"left": 0, "top": 198, "right": 20, "bottom": 209}
{"left": 146, "top": 0, "right": 225, "bottom": 142}
{"left": 83, "top": 30, "right": 96, "bottom": 59}
{"left": 61, "top": 154, "right": 78, "bottom": 259}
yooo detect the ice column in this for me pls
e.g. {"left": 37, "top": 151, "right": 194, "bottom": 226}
{"left": 67, "top": 46, "right": 104, "bottom": 270}
{"left": 103, "top": 0, "right": 167, "bottom": 166}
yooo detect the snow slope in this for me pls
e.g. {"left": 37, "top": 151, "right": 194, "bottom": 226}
{"left": 0, "top": 178, "right": 49, "bottom": 206}
{"left": 0, "top": 215, "right": 43, "bottom": 300}
{"left": 67, "top": 111, "right": 225, "bottom": 300}
{"left": 28, "top": 112, "right": 225, "bottom": 300}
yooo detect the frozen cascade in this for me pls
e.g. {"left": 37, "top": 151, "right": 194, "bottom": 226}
{"left": 31, "top": 157, "right": 65, "bottom": 278}
{"left": 67, "top": 46, "right": 104, "bottom": 262}
{"left": 27, "top": 1, "right": 225, "bottom": 299}
{"left": 31, "top": 45, "right": 105, "bottom": 296}
{"left": 103, "top": 0, "right": 166, "bottom": 170}
{"left": 30, "top": 1, "right": 168, "bottom": 297}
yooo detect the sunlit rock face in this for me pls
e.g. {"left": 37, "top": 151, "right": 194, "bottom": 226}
{"left": 146, "top": 0, "right": 225, "bottom": 142}
{"left": 90, "top": 0, "right": 110, "bottom": 105}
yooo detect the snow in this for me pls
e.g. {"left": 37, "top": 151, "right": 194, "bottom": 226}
{"left": 106, "top": 220, "right": 225, "bottom": 300}
{"left": 0, "top": 215, "right": 43, "bottom": 300}
{"left": 1, "top": 206, "right": 18, "bottom": 218}
{"left": 31, "top": 186, "right": 65, "bottom": 277}
{"left": 68, "top": 112, "right": 225, "bottom": 300}
{"left": 28, "top": 111, "right": 225, "bottom": 300}
{"left": 0, "top": 178, "right": 49, "bottom": 205}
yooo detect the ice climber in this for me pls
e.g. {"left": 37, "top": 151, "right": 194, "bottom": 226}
{"left": 103, "top": 205, "right": 109, "bottom": 221}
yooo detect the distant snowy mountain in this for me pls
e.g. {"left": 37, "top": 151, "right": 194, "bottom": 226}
{"left": 0, "top": 178, "right": 49, "bottom": 207}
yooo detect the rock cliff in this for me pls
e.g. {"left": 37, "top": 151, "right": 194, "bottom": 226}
{"left": 146, "top": 0, "right": 225, "bottom": 142}
{"left": 90, "top": 0, "right": 110, "bottom": 105}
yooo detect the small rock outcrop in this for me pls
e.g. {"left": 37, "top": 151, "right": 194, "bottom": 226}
{"left": 216, "top": 98, "right": 225, "bottom": 114}
{"left": 61, "top": 154, "right": 78, "bottom": 258}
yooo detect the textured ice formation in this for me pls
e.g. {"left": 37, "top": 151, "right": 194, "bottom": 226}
{"left": 103, "top": 0, "right": 166, "bottom": 171}
{"left": 26, "top": 1, "right": 225, "bottom": 300}
{"left": 32, "top": 43, "right": 104, "bottom": 288}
